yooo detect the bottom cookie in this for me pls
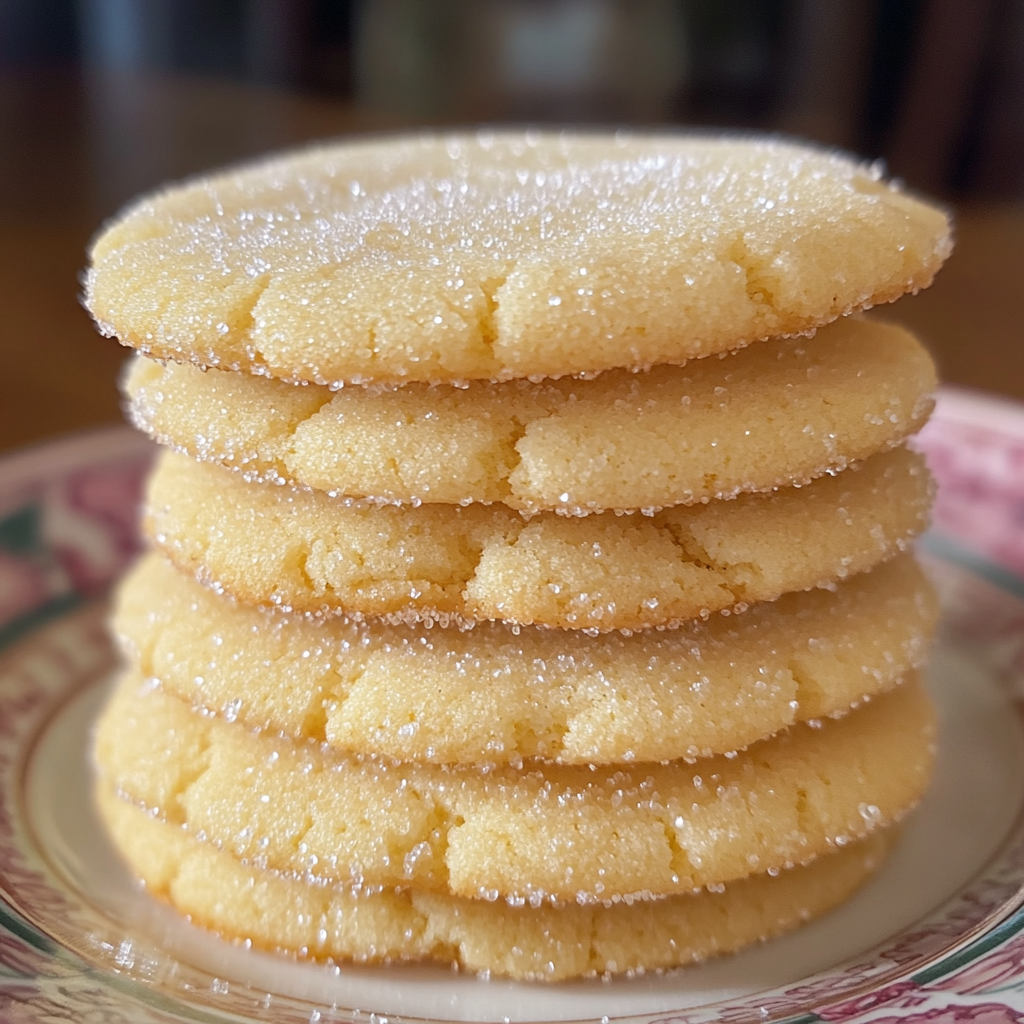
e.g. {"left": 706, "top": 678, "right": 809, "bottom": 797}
{"left": 98, "top": 787, "right": 894, "bottom": 982}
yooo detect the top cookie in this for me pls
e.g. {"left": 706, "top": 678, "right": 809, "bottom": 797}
{"left": 87, "top": 132, "right": 951, "bottom": 387}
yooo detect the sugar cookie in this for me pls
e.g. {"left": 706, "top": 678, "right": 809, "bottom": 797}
{"left": 98, "top": 787, "right": 894, "bottom": 981}
{"left": 125, "top": 317, "right": 935, "bottom": 513}
{"left": 89, "top": 133, "right": 950, "bottom": 387}
{"left": 144, "top": 445, "right": 932, "bottom": 630}
{"left": 114, "top": 552, "right": 936, "bottom": 764}
{"left": 95, "top": 673, "right": 934, "bottom": 903}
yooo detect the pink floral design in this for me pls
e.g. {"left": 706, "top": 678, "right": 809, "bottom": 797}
{"left": 818, "top": 980, "right": 928, "bottom": 1019}
{"left": 916, "top": 390, "right": 1024, "bottom": 581}
{"left": 0, "top": 982, "right": 193, "bottom": 1024}
{"left": 43, "top": 459, "right": 150, "bottom": 597}
{"left": 932, "top": 932, "right": 1024, "bottom": 995}
{"left": 865, "top": 1003, "right": 1024, "bottom": 1024}
{"left": 0, "top": 554, "right": 50, "bottom": 628}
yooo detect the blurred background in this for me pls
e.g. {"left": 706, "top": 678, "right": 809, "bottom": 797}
{"left": 1, "top": 0, "right": 1022, "bottom": 451}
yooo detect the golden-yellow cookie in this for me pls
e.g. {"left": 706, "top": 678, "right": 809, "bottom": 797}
{"left": 98, "top": 786, "right": 894, "bottom": 981}
{"left": 125, "top": 316, "right": 935, "bottom": 513}
{"left": 88, "top": 133, "right": 950, "bottom": 388}
{"left": 144, "top": 445, "right": 932, "bottom": 630}
{"left": 95, "top": 672, "right": 934, "bottom": 903}
{"left": 114, "top": 552, "right": 937, "bottom": 765}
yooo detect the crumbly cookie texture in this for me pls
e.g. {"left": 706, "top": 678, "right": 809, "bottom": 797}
{"left": 114, "top": 552, "right": 937, "bottom": 765}
{"left": 144, "top": 445, "right": 932, "bottom": 631}
{"left": 124, "top": 316, "right": 936, "bottom": 513}
{"left": 87, "top": 133, "right": 950, "bottom": 387}
{"left": 98, "top": 786, "right": 894, "bottom": 982}
{"left": 95, "top": 673, "right": 934, "bottom": 903}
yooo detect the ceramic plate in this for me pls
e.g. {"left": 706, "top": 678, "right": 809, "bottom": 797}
{"left": 2, "top": 389, "right": 1024, "bottom": 1023}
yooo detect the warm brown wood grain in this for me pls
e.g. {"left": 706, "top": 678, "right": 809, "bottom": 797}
{"left": 882, "top": 204, "right": 1024, "bottom": 400}
{"left": 0, "top": 70, "right": 392, "bottom": 454}
{"left": 1, "top": 70, "right": 1021, "bottom": 455}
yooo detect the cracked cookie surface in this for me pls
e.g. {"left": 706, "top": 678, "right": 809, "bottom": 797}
{"left": 114, "top": 552, "right": 937, "bottom": 765}
{"left": 144, "top": 445, "right": 932, "bottom": 631}
{"left": 95, "top": 672, "right": 934, "bottom": 903}
{"left": 125, "top": 317, "right": 936, "bottom": 513}
{"left": 97, "top": 786, "right": 893, "bottom": 981}
{"left": 87, "top": 133, "right": 950, "bottom": 387}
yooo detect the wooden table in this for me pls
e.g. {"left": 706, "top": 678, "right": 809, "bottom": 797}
{"left": 2, "top": 70, "right": 1021, "bottom": 455}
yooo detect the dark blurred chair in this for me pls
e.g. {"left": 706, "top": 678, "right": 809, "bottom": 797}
{"left": 4, "top": 0, "right": 1019, "bottom": 199}
{"left": 355, "top": 0, "right": 688, "bottom": 122}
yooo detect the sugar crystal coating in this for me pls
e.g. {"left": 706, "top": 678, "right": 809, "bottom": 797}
{"left": 88, "top": 132, "right": 951, "bottom": 387}
{"left": 99, "top": 786, "right": 893, "bottom": 981}
{"left": 143, "top": 445, "right": 932, "bottom": 630}
{"left": 91, "top": 127, "right": 946, "bottom": 976}
{"left": 124, "top": 316, "right": 936, "bottom": 512}
{"left": 95, "top": 673, "right": 934, "bottom": 903}
{"left": 114, "top": 552, "right": 936, "bottom": 765}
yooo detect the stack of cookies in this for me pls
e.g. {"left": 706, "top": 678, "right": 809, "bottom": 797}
{"left": 86, "top": 134, "right": 951, "bottom": 981}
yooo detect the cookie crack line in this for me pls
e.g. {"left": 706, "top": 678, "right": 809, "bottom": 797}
{"left": 727, "top": 237, "right": 777, "bottom": 312}
{"left": 657, "top": 522, "right": 752, "bottom": 606}
{"left": 232, "top": 273, "right": 273, "bottom": 367}
{"left": 477, "top": 274, "right": 508, "bottom": 364}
